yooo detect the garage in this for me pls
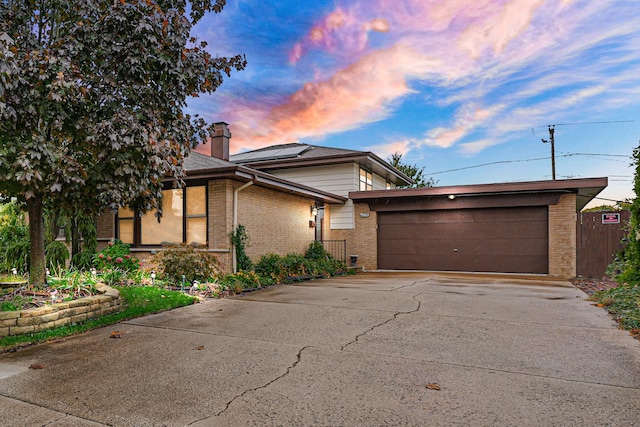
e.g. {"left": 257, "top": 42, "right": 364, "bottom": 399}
{"left": 377, "top": 206, "right": 548, "bottom": 273}
{"left": 349, "top": 177, "right": 609, "bottom": 278}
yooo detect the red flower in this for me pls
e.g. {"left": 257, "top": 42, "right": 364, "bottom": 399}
{"left": 107, "top": 256, "right": 112, "bottom": 261}
{"left": 124, "top": 255, "right": 131, "bottom": 259}
{"left": 98, "top": 254, "right": 104, "bottom": 259}
{"left": 116, "top": 257, "right": 123, "bottom": 263}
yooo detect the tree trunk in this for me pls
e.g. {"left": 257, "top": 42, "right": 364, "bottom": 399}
{"left": 71, "top": 215, "right": 80, "bottom": 257}
{"left": 27, "top": 195, "right": 46, "bottom": 286}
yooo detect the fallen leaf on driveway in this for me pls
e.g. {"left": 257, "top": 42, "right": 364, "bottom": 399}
{"left": 29, "top": 364, "right": 45, "bottom": 370}
{"left": 426, "top": 383, "right": 441, "bottom": 391}
{"left": 110, "top": 331, "right": 123, "bottom": 338}
{"left": 196, "top": 345, "right": 205, "bottom": 350}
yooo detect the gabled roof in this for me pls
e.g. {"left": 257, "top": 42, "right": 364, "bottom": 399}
{"left": 178, "top": 152, "right": 346, "bottom": 205}
{"left": 349, "top": 177, "right": 608, "bottom": 211}
{"left": 230, "top": 143, "right": 414, "bottom": 187}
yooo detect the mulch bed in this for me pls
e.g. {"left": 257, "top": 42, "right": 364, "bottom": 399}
{"left": 570, "top": 277, "right": 621, "bottom": 296}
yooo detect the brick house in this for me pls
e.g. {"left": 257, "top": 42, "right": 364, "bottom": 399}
{"left": 231, "top": 142, "right": 607, "bottom": 279}
{"left": 97, "top": 123, "right": 346, "bottom": 273}
{"left": 98, "top": 123, "right": 607, "bottom": 278}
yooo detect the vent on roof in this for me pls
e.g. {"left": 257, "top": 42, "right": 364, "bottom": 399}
{"left": 230, "top": 145, "right": 311, "bottom": 163}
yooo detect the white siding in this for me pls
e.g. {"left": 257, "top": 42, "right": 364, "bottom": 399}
{"left": 329, "top": 200, "right": 355, "bottom": 229}
{"left": 271, "top": 164, "right": 357, "bottom": 197}
{"left": 372, "top": 173, "right": 389, "bottom": 190}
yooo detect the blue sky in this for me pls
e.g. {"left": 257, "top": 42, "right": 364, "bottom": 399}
{"left": 187, "top": 0, "right": 640, "bottom": 207}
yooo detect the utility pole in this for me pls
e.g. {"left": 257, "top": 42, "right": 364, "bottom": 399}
{"left": 541, "top": 125, "right": 556, "bottom": 180}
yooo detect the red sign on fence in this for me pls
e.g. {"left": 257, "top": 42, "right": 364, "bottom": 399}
{"left": 602, "top": 213, "right": 621, "bottom": 224}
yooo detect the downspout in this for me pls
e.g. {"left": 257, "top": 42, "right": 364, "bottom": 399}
{"left": 232, "top": 181, "right": 254, "bottom": 273}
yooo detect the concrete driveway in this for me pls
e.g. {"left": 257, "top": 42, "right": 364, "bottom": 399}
{"left": 0, "top": 272, "right": 639, "bottom": 426}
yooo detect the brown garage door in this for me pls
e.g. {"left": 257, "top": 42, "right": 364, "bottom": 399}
{"left": 377, "top": 207, "right": 548, "bottom": 273}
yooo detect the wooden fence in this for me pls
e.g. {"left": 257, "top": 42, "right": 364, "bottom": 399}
{"left": 576, "top": 211, "right": 630, "bottom": 278}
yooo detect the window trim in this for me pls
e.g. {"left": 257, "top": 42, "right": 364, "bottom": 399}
{"left": 116, "top": 184, "right": 208, "bottom": 247}
{"left": 359, "top": 167, "right": 373, "bottom": 191}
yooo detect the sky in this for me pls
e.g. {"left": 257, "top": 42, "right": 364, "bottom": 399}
{"left": 187, "top": 0, "right": 640, "bottom": 207}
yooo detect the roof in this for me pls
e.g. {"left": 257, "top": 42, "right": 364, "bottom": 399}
{"left": 177, "top": 152, "right": 346, "bottom": 205}
{"left": 230, "top": 143, "right": 414, "bottom": 187}
{"left": 349, "top": 177, "right": 608, "bottom": 211}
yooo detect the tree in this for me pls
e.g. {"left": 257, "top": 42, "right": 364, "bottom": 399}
{"left": 619, "top": 142, "right": 640, "bottom": 284}
{"left": 388, "top": 152, "right": 436, "bottom": 188}
{"left": 0, "top": 1, "right": 245, "bottom": 285}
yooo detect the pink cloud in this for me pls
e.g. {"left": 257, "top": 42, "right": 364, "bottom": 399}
{"left": 458, "top": 0, "right": 545, "bottom": 58}
{"left": 227, "top": 44, "right": 436, "bottom": 151}
{"left": 367, "top": 139, "right": 413, "bottom": 159}
{"left": 421, "top": 104, "right": 503, "bottom": 148}
{"left": 289, "top": 6, "right": 391, "bottom": 64}
{"left": 211, "top": 0, "right": 638, "bottom": 155}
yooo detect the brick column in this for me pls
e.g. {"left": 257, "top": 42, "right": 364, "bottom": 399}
{"left": 548, "top": 194, "right": 577, "bottom": 278}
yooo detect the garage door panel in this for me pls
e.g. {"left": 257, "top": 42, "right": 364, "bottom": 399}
{"left": 378, "top": 207, "right": 548, "bottom": 274}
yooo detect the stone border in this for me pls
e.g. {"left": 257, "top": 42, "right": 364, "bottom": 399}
{"left": 0, "top": 284, "right": 122, "bottom": 337}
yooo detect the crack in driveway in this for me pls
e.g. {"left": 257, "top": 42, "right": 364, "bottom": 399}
{"left": 187, "top": 346, "right": 309, "bottom": 424}
{"left": 340, "top": 294, "right": 421, "bottom": 351}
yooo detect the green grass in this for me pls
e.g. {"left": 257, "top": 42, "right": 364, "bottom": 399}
{"left": 0, "top": 286, "right": 197, "bottom": 352}
{"left": 590, "top": 283, "right": 640, "bottom": 332}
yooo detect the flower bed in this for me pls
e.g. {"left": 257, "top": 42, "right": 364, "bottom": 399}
{"left": 0, "top": 284, "right": 121, "bottom": 337}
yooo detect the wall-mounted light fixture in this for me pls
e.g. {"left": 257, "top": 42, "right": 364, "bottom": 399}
{"left": 310, "top": 205, "right": 318, "bottom": 216}
{"left": 448, "top": 194, "right": 456, "bottom": 200}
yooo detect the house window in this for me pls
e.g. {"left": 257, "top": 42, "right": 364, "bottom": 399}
{"left": 185, "top": 186, "right": 207, "bottom": 244}
{"left": 359, "top": 168, "right": 373, "bottom": 191}
{"left": 118, "top": 207, "right": 135, "bottom": 245}
{"left": 117, "top": 185, "right": 207, "bottom": 246}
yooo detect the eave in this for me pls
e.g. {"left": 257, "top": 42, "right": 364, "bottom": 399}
{"left": 349, "top": 177, "right": 608, "bottom": 212}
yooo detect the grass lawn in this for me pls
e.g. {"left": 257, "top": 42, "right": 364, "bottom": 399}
{"left": 0, "top": 286, "right": 197, "bottom": 352}
{"left": 590, "top": 283, "right": 640, "bottom": 338}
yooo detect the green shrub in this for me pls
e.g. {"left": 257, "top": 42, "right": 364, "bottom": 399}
{"left": 0, "top": 202, "right": 30, "bottom": 273}
{"left": 216, "top": 270, "right": 262, "bottom": 293}
{"left": 305, "top": 241, "right": 330, "bottom": 260}
{"left": 47, "top": 270, "right": 98, "bottom": 298}
{"left": 255, "top": 247, "right": 347, "bottom": 285}
{"left": 99, "top": 268, "right": 128, "bottom": 286}
{"left": 71, "top": 250, "right": 95, "bottom": 271}
{"left": 94, "top": 239, "right": 140, "bottom": 272}
{"left": 231, "top": 225, "right": 253, "bottom": 271}
{"left": 148, "top": 243, "right": 219, "bottom": 285}
{"left": 45, "top": 240, "right": 70, "bottom": 271}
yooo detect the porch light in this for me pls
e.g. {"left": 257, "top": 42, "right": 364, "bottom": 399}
{"left": 311, "top": 205, "right": 318, "bottom": 216}
{"left": 448, "top": 194, "right": 456, "bottom": 200}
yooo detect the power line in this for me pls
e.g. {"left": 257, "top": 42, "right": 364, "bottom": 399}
{"left": 427, "top": 153, "right": 631, "bottom": 175}
{"left": 532, "top": 119, "right": 636, "bottom": 130}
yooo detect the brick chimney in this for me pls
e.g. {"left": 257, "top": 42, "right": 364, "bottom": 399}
{"left": 210, "top": 122, "right": 230, "bottom": 161}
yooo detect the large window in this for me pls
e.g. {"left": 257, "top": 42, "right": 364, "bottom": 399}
{"left": 359, "top": 168, "right": 373, "bottom": 191}
{"left": 117, "top": 185, "right": 207, "bottom": 246}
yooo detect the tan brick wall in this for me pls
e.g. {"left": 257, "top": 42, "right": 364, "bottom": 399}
{"left": 325, "top": 203, "right": 377, "bottom": 270}
{"left": 96, "top": 212, "right": 115, "bottom": 251}
{"left": 548, "top": 194, "right": 577, "bottom": 278}
{"left": 237, "top": 184, "right": 316, "bottom": 264}
{"left": 208, "top": 180, "right": 234, "bottom": 272}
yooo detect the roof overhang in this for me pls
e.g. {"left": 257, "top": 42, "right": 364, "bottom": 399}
{"left": 167, "top": 164, "right": 346, "bottom": 205}
{"left": 349, "top": 177, "right": 608, "bottom": 212}
{"left": 237, "top": 152, "right": 415, "bottom": 187}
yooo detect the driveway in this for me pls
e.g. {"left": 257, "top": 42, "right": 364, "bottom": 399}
{"left": 1, "top": 272, "right": 639, "bottom": 426}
